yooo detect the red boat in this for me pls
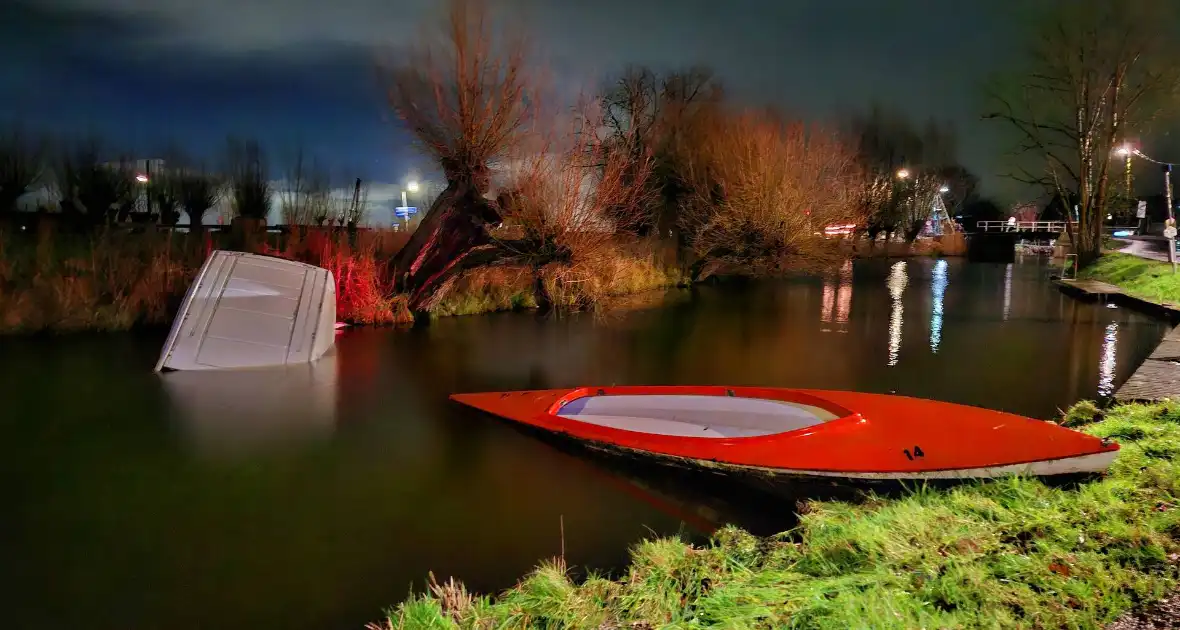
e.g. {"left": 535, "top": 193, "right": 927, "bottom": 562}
{"left": 451, "top": 386, "right": 1119, "bottom": 482}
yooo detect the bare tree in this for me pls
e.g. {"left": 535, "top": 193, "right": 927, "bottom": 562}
{"left": 56, "top": 139, "right": 137, "bottom": 228}
{"left": 483, "top": 100, "right": 655, "bottom": 307}
{"left": 678, "top": 109, "right": 864, "bottom": 280}
{"left": 177, "top": 170, "right": 222, "bottom": 231}
{"left": 279, "top": 147, "right": 329, "bottom": 227}
{"left": 305, "top": 169, "right": 332, "bottom": 227}
{"left": 0, "top": 126, "right": 47, "bottom": 215}
{"left": 225, "top": 138, "right": 272, "bottom": 222}
{"left": 850, "top": 104, "right": 969, "bottom": 244}
{"left": 149, "top": 171, "right": 183, "bottom": 226}
{"left": 598, "top": 65, "right": 724, "bottom": 241}
{"left": 381, "top": 0, "right": 539, "bottom": 309}
{"left": 985, "top": 0, "right": 1180, "bottom": 264}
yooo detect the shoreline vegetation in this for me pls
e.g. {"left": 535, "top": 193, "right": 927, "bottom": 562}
{"left": 0, "top": 224, "right": 965, "bottom": 335}
{"left": 1079, "top": 252, "right": 1180, "bottom": 308}
{"left": 372, "top": 400, "right": 1180, "bottom": 630}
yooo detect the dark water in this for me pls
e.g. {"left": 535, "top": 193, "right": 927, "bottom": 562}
{"left": 0, "top": 257, "right": 1169, "bottom": 630}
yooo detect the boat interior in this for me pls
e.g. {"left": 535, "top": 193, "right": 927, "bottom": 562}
{"left": 555, "top": 394, "right": 842, "bottom": 438}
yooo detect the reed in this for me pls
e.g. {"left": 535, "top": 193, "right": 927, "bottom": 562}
{"left": 0, "top": 227, "right": 206, "bottom": 334}
{"left": 269, "top": 227, "right": 413, "bottom": 326}
{"left": 0, "top": 226, "right": 682, "bottom": 334}
{"left": 371, "top": 400, "right": 1180, "bottom": 629}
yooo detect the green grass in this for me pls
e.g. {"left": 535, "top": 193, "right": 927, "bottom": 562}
{"left": 1079, "top": 253, "right": 1180, "bottom": 306}
{"left": 373, "top": 401, "right": 1180, "bottom": 629}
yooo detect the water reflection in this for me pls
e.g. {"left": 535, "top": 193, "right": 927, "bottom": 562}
{"left": 160, "top": 354, "right": 339, "bottom": 459}
{"left": 1, "top": 258, "right": 1172, "bottom": 630}
{"left": 820, "top": 260, "right": 854, "bottom": 332}
{"left": 1003, "top": 263, "right": 1013, "bottom": 321}
{"left": 886, "top": 261, "right": 908, "bottom": 366}
{"left": 1098, "top": 322, "right": 1119, "bottom": 397}
{"left": 930, "top": 259, "right": 948, "bottom": 353}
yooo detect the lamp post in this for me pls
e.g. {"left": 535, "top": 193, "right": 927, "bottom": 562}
{"left": 399, "top": 181, "right": 420, "bottom": 231}
{"left": 1165, "top": 164, "right": 1176, "bottom": 273}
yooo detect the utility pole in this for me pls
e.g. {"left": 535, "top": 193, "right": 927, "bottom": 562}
{"left": 1165, "top": 165, "right": 1176, "bottom": 273}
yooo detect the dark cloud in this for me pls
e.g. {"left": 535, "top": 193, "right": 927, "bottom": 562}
{"left": 0, "top": 0, "right": 1136, "bottom": 201}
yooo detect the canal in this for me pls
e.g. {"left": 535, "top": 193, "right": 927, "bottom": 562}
{"left": 0, "top": 257, "right": 1169, "bottom": 629}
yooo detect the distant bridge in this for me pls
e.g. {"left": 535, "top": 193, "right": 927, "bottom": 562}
{"left": 974, "top": 220, "right": 1070, "bottom": 234}
{"left": 967, "top": 221, "right": 1071, "bottom": 262}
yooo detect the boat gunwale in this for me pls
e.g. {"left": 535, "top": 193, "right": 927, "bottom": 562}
{"left": 543, "top": 385, "right": 862, "bottom": 445}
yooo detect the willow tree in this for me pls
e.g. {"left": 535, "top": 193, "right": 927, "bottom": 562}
{"left": 598, "top": 65, "right": 724, "bottom": 245}
{"left": 986, "top": 0, "right": 1180, "bottom": 264}
{"left": 678, "top": 110, "right": 864, "bottom": 280}
{"left": 383, "top": 0, "right": 538, "bottom": 310}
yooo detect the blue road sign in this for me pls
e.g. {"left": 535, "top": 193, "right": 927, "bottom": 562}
{"left": 394, "top": 206, "right": 418, "bottom": 219}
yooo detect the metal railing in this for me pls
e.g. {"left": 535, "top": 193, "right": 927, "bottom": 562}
{"left": 976, "top": 220, "right": 1069, "bottom": 233}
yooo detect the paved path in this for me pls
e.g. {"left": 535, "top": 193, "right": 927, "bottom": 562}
{"left": 1115, "top": 324, "right": 1180, "bottom": 402}
{"left": 1106, "top": 587, "right": 1180, "bottom": 629}
{"left": 1118, "top": 236, "right": 1172, "bottom": 263}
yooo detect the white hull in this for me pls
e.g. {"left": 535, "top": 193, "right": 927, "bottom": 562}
{"left": 155, "top": 251, "right": 336, "bottom": 372}
{"left": 722, "top": 450, "right": 1119, "bottom": 480}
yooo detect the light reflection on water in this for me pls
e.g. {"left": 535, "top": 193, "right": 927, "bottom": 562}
{"left": 1099, "top": 322, "right": 1119, "bottom": 397}
{"left": 886, "top": 260, "right": 908, "bottom": 366}
{"left": 1003, "top": 262, "right": 1013, "bottom": 320}
{"left": 930, "top": 259, "right": 948, "bottom": 353}
{"left": 0, "top": 257, "right": 1171, "bottom": 630}
{"left": 161, "top": 355, "right": 340, "bottom": 459}
{"left": 820, "top": 259, "right": 854, "bottom": 332}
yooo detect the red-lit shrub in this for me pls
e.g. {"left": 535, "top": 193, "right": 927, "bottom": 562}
{"left": 267, "top": 227, "right": 412, "bottom": 326}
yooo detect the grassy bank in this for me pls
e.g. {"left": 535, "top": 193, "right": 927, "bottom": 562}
{"left": 0, "top": 227, "right": 680, "bottom": 335}
{"left": 373, "top": 401, "right": 1180, "bottom": 629}
{"left": 1080, "top": 253, "right": 1180, "bottom": 306}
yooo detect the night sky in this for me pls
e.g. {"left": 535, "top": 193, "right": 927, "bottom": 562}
{"left": 3, "top": 0, "right": 1176, "bottom": 209}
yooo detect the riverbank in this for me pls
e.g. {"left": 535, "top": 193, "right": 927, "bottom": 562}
{"left": 372, "top": 401, "right": 1180, "bottom": 629}
{"left": 1080, "top": 254, "right": 1180, "bottom": 308}
{"left": 0, "top": 225, "right": 969, "bottom": 335}
{"left": 0, "top": 227, "right": 680, "bottom": 334}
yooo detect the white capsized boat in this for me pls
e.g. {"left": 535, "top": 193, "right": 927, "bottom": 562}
{"left": 154, "top": 250, "right": 337, "bottom": 372}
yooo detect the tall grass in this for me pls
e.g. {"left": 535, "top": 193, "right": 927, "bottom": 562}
{"left": 429, "top": 266, "right": 537, "bottom": 317}
{"left": 372, "top": 401, "right": 1180, "bottom": 629}
{"left": 0, "top": 227, "right": 206, "bottom": 333}
{"left": 0, "top": 226, "right": 682, "bottom": 334}
{"left": 1080, "top": 252, "right": 1180, "bottom": 305}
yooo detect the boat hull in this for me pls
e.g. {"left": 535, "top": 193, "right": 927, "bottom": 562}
{"left": 450, "top": 386, "right": 1119, "bottom": 481}
{"left": 155, "top": 251, "right": 336, "bottom": 372}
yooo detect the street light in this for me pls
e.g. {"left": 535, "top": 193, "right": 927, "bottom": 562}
{"left": 135, "top": 174, "right": 149, "bottom": 183}
{"left": 939, "top": 185, "right": 950, "bottom": 193}
{"left": 399, "top": 181, "right": 421, "bottom": 232}
{"left": 896, "top": 168, "right": 910, "bottom": 180}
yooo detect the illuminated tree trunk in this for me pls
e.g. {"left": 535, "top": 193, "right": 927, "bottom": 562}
{"left": 390, "top": 179, "right": 503, "bottom": 311}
